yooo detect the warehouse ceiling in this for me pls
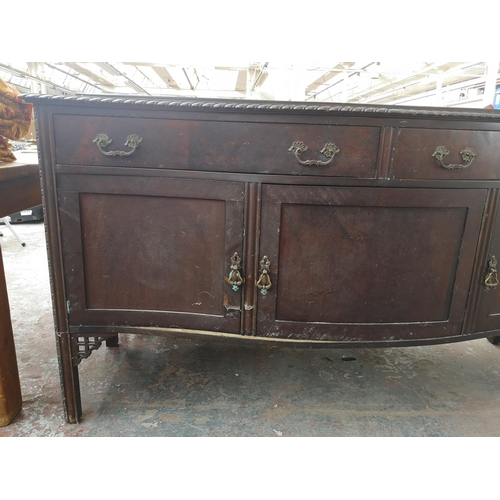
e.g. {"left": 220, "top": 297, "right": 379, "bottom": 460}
{"left": 1, "top": 62, "right": 499, "bottom": 108}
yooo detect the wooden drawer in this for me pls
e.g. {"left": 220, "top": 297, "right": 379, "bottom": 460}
{"left": 53, "top": 114, "right": 380, "bottom": 178}
{"left": 394, "top": 128, "right": 500, "bottom": 180}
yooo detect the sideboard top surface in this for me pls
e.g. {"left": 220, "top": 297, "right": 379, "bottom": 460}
{"left": 21, "top": 93, "right": 500, "bottom": 122}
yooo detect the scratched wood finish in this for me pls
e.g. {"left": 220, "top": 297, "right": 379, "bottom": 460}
{"left": 36, "top": 106, "right": 86, "bottom": 423}
{"left": 474, "top": 197, "right": 500, "bottom": 333}
{"left": 53, "top": 115, "right": 380, "bottom": 178}
{"left": 57, "top": 174, "right": 245, "bottom": 333}
{"left": 257, "top": 186, "right": 486, "bottom": 341}
{"left": 394, "top": 128, "right": 500, "bottom": 180}
{"left": 22, "top": 93, "right": 500, "bottom": 423}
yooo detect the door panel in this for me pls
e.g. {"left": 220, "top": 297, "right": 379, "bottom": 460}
{"left": 257, "top": 186, "right": 486, "bottom": 342}
{"left": 276, "top": 204, "right": 466, "bottom": 324}
{"left": 57, "top": 174, "right": 245, "bottom": 333}
{"left": 80, "top": 193, "right": 227, "bottom": 315}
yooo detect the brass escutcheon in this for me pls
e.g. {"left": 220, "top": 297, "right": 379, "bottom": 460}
{"left": 228, "top": 252, "right": 244, "bottom": 291}
{"left": 484, "top": 255, "right": 499, "bottom": 291}
{"left": 256, "top": 256, "right": 272, "bottom": 295}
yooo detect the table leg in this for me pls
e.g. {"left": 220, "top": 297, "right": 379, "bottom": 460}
{"left": 0, "top": 246, "right": 22, "bottom": 426}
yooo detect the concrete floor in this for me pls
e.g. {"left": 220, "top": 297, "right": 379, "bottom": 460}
{"left": 1, "top": 221, "right": 500, "bottom": 436}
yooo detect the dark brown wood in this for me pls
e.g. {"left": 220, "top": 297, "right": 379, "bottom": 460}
{"left": 242, "top": 183, "right": 261, "bottom": 335}
{"left": 54, "top": 163, "right": 500, "bottom": 190}
{"left": 463, "top": 189, "right": 500, "bottom": 335}
{"left": 105, "top": 334, "right": 119, "bottom": 347}
{"left": 53, "top": 114, "right": 380, "bottom": 178}
{"left": 36, "top": 107, "right": 82, "bottom": 423}
{"left": 394, "top": 128, "right": 500, "bottom": 180}
{"left": 0, "top": 162, "right": 41, "bottom": 218}
{"left": 22, "top": 92, "right": 500, "bottom": 422}
{"left": 376, "top": 126, "right": 395, "bottom": 179}
{"left": 257, "top": 185, "right": 486, "bottom": 341}
{"left": 473, "top": 192, "right": 500, "bottom": 333}
{"left": 57, "top": 174, "right": 245, "bottom": 333}
{"left": 69, "top": 324, "right": 500, "bottom": 349}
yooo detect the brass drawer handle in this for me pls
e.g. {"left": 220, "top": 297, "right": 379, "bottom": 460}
{"left": 431, "top": 146, "right": 476, "bottom": 170}
{"left": 485, "top": 255, "right": 499, "bottom": 291}
{"left": 93, "top": 133, "right": 143, "bottom": 157}
{"left": 256, "top": 256, "right": 272, "bottom": 295}
{"left": 228, "top": 252, "right": 244, "bottom": 291}
{"left": 289, "top": 141, "right": 340, "bottom": 167}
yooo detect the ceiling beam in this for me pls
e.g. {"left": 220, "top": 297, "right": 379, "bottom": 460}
{"left": 2, "top": 61, "right": 496, "bottom": 106}
{"left": 150, "top": 66, "right": 181, "bottom": 89}
{"left": 103, "top": 63, "right": 150, "bottom": 95}
{"left": 94, "top": 62, "right": 122, "bottom": 77}
{"left": 63, "top": 63, "right": 117, "bottom": 88}
{"left": 126, "top": 64, "right": 161, "bottom": 90}
{"left": 121, "top": 62, "right": 182, "bottom": 90}
{"left": 249, "top": 62, "right": 269, "bottom": 95}
{"left": 0, "top": 63, "right": 75, "bottom": 95}
{"left": 306, "top": 62, "right": 379, "bottom": 101}
{"left": 351, "top": 62, "right": 466, "bottom": 103}
{"left": 182, "top": 68, "right": 198, "bottom": 91}
{"left": 386, "top": 75, "right": 494, "bottom": 106}
{"left": 305, "top": 62, "right": 356, "bottom": 94}
{"left": 45, "top": 63, "right": 103, "bottom": 91}
{"left": 235, "top": 69, "right": 247, "bottom": 93}
{"left": 371, "top": 71, "right": 488, "bottom": 105}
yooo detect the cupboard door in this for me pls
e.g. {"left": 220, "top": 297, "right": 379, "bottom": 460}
{"left": 257, "top": 186, "right": 486, "bottom": 342}
{"left": 474, "top": 198, "right": 500, "bottom": 333}
{"left": 57, "top": 174, "right": 245, "bottom": 333}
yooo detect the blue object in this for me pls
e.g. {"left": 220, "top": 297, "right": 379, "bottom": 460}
{"left": 494, "top": 86, "right": 500, "bottom": 109}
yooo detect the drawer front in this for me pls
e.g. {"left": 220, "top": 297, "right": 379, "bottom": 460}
{"left": 394, "top": 128, "right": 500, "bottom": 180}
{"left": 53, "top": 114, "right": 380, "bottom": 178}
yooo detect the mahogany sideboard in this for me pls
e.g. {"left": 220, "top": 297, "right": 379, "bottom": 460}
{"left": 23, "top": 93, "right": 500, "bottom": 423}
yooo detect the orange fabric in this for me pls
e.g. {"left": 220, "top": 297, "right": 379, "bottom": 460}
{"left": 0, "top": 78, "right": 33, "bottom": 164}
{"left": 0, "top": 136, "right": 16, "bottom": 162}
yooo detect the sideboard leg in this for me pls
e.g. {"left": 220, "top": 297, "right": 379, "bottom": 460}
{"left": 58, "top": 360, "right": 82, "bottom": 424}
{"left": 487, "top": 335, "right": 500, "bottom": 345}
{"left": 57, "top": 333, "right": 82, "bottom": 424}
{"left": 66, "top": 365, "right": 82, "bottom": 424}
{"left": 105, "top": 334, "right": 119, "bottom": 348}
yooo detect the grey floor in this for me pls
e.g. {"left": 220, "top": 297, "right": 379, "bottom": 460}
{"left": 1, "top": 220, "right": 500, "bottom": 437}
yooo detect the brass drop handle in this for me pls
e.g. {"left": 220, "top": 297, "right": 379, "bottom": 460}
{"left": 228, "top": 252, "right": 244, "bottom": 291}
{"left": 289, "top": 141, "right": 340, "bottom": 167}
{"left": 256, "top": 256, "right": 272, "bottom": 295}
{"left": 431, "top": 146, "right": 476, "bottom": 170}
{"left": 93, "top": 133, "right": 143, "bottom": 157}
{"left": 484, "top": 255, "right": 499, "bottom": 291}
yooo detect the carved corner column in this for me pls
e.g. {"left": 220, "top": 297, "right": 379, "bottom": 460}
{"left": 36, "top": 105, "right": 83, "bottom": 424}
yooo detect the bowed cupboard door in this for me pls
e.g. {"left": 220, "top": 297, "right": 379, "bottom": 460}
{"left": 473, "top": 197, "right": 500, "bottom": 335}
{"left": 256, "top": 185, "right": 486, "bottom": 343}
